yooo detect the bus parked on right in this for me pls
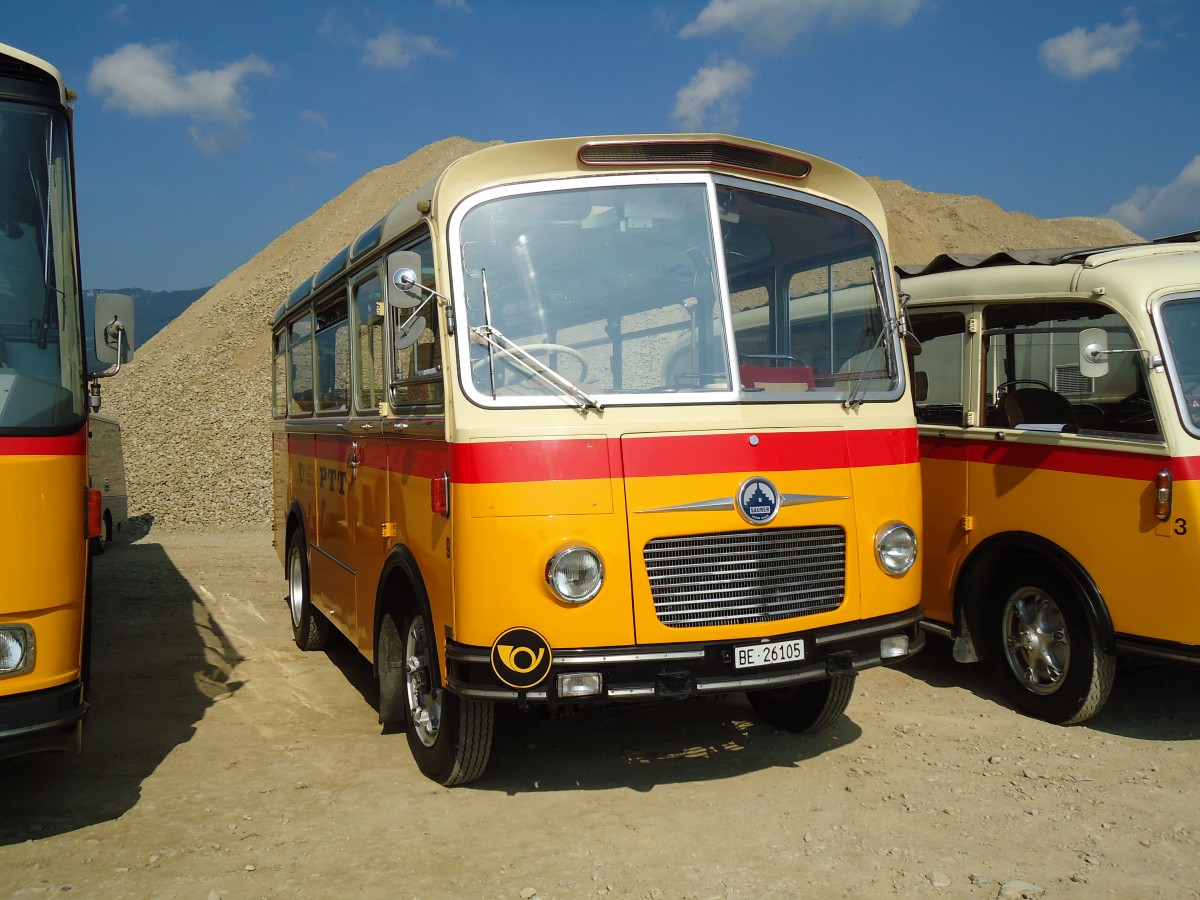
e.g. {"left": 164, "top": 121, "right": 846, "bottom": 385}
{"left": 901, "top": 234, "right": 1200, "bottom": 724}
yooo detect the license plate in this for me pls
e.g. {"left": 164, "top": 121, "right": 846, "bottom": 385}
{"left": 734, "top": 638, "right": 805, "bottom": 669}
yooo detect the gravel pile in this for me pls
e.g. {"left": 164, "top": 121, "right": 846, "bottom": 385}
{"left": 102, "top": 139, "right": 1143, "bottom": 530}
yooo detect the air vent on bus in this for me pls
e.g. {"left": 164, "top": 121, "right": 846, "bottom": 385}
{"left": 579, "top": 140, "right": 812, "bottom": 180}
{"left": 644, "top": 525, "right": 845, "bottom": 628}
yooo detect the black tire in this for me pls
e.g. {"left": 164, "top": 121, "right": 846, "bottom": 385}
{"left": 287, "top": 532, "right": 329, "bottom": 651}
{"left": 402, "top": 607, "right": 493, "bottom": 786}
{"left": 747, "top": 674, "right": 855, "bottom": 732}
{"left": 990, "top": 568, "right": 1114, "bottom": 725}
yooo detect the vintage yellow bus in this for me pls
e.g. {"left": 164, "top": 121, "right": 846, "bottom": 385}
{"left": 0, "top": 44, "right": 132, "bottom": 758}
{"left": 903, "top": 238, "right": 1200, "bottom": 724}
{"left": 272, "top": 134, "right": 923, "bottom": 785}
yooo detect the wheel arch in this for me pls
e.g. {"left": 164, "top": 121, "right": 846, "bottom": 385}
{"left": 284, "top": 500, "right": 307, "bottom": 559}
{"left": 373, "top": 544, "right": 434, "bottom": 676}
{"left": 952, "top": 532, "right": 1114, "bottom": 662}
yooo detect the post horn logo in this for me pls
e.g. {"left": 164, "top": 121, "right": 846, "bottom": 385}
{"left": 490, "top": 627, "right": 552, "bottom": 690}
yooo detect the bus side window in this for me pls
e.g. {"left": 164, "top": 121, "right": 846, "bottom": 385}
{"left": 272, "top": 330, "right": 288, "bottom": 418}
{"left": 982, "top": 301, "right": 1160, "bottom": 439}
{"left": 909, "top": 310, "right": 967, "bottom": 426}
{"left": 314, "top": 297, "right": 350, "bottom": 414}
{"left": 389, "top": 235, "right": 444, "bottom": 409}
{"left": 353, "top": 273, "right": 385, "bottom": 412}
{"left": 287, "top": 312, "right": 314, "bottom": 416}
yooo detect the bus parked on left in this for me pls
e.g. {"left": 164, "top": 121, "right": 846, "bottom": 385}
{"left": 0, "top": 43, "right": 133, "bottom": 759}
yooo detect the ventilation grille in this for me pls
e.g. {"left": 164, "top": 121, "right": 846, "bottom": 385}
{"left": 644, "top": 526, "right": 845, "bottom": 628}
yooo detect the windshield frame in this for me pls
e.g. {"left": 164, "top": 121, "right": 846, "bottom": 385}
{"left": 0, "top": 95, "right": 85, "bottom": 435}
{"left": 1153, "top": 290, "right": 1200, "bottom": 440}
{"left": 447, "top": 172, "right": 901, "bottom": 411}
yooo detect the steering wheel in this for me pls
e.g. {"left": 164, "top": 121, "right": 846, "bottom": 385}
{"left": 1113, "top": 392, "right": 1155, "bottom": 425}
{"left": 472, "top": 342, "right": 589, "bottom": 383}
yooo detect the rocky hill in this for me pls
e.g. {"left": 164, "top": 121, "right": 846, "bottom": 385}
{"left": 103, "top": 137, "right": 1142, "bottom": 530}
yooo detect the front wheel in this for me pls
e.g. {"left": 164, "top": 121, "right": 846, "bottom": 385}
{"left": 990, "top": 569, "right": 1114, "bottom": 724}
{"left": 746, "top": 675, "right": 855, "bottom": 732}
{"left": 403, "top": 609, "right": 493, "bottom": 786}
{"left": 287, "top": 532, "right": 329, "bottom": 651}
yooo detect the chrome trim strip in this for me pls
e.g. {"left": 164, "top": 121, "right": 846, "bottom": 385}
{"left": 1114, "top": 638, "right": 1200, "bottom": 664}
{"left": 920, "top": 620, "right": 953, "bottom": 639}
{"left": 637, "top": 493, "right": 848, "bottom": 514}
{"left": 606, "top": 686, "right": 657, "bottom": 698}
{"left": 555, "top": 649, "right": 706, "bottom": 665}
{"left": 813, "top": 612, "right": 922, "bottom": 645}
{"left": 309, "top": 542, "right": 355, "bottom": 575}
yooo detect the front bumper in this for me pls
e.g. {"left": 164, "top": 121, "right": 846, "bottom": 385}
{"left": 446, "top": 606, "right": 923, "bottom": 703}
{"left": 0, "top": 680, "right": 87, "bottom": 760}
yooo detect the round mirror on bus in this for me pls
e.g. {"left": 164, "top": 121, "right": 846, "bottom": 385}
{"left": 388, "top": 269, "right": 423, "bottom": 309}
{"left": 395, "top": 315, "right": 426, "bottom": 351}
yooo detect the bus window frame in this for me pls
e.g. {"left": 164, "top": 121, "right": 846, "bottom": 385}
{"left": 385, "top": 228, "right": 444, "bottom": 414}
{"left": 285, "top": 310, "right": 315, "bottom": 418}
{"left": 313, "top": 291, "right": 350, "bottom": 416}
{"left": 351, "top": 266, "right": 386, "bottom": 416}
{"left": 1151, "top": 289, "right": 1200, "bottom": 440}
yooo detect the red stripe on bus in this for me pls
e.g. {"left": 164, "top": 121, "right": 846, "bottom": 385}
{"left": 918, "top": 435, "right": 1196, "bottom": 482}
{"left": 0, "top": 430, "right": 86, "bottom": 456}
{"left": 454, "top": 428, "right": 917, "bottom": 485}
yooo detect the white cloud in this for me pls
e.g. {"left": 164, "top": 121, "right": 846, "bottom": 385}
{"left": 1039, "top": 17, "right": 1143, "bottom": 79}
{"left": 88, "top": 43, "right": 272, "bottom": 154}
{"left": 300, "top": 109, "right": 329, "bottom": 129}
{"left": 681, "top": 0, "right": 924, "bottom": 51}
{"left": 363, "top": 28, "right": 452, "bottom": 70}
{"left": 1110, "top": 155, "right": 1200, "bottom": 240}
{"left": 672, "top": 59, "right": 754, "bottom": 131}
{"left": 436, "top": 0, "right": 471, "bottom": 11}
{"left": 319, "top": 13, "right": 451, "bottom": 70}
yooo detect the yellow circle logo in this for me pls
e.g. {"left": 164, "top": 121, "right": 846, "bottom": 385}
{"left": 490, "top": 627, "right": 552, "bottom": 689}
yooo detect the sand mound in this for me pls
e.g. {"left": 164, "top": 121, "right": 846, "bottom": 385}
{"left": 104, "top": 140, "right": 1143, "bottom": 528}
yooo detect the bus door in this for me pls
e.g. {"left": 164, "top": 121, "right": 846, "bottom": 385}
{"left": 621, "top": 428, "right": 861, "bottom": 646}
{"left": 909, "top": 306, "right": 974, "bottom": 622}
{"left": 310, "top": 297, "right": 357, "bottom": 636}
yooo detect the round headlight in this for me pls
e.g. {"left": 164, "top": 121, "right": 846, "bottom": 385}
{"left": 546, "top": 545, "right": 604, "bottom": 603}
{"left": 875, "top": 522, "right": 917, "bottom": 575}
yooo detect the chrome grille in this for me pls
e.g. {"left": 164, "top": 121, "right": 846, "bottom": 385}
{"left": 644, "top": 526, "right": 845, "bottom": 628}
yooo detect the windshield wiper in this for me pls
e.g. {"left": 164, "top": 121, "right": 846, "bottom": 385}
{"left": 843, "top": 266, "right": 897, "bottom": 411}
{"left": 470, "top": 324, "right": 603, "bottom": 413}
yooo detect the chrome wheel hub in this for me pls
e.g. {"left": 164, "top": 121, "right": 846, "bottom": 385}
{"left": 404, "top": 617, "right": 441, "bottom": 747}
{"left": 1002, "top": 588, "right": 1069, "bottom": 696}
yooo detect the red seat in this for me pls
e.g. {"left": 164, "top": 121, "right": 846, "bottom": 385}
{"left": 739, "top": 364, "right": 815, "bottom": 391}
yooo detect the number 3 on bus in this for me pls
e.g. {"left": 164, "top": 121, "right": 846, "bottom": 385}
{"left": 271, "top": 134, "right": 925, "bottom": 785}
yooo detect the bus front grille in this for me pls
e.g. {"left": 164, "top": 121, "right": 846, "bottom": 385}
{"left": 644, "top": 526, "right": 846, "bottom": 628}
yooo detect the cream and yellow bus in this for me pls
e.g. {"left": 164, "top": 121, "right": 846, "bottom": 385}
{"left": 903, "top": 237, "right": 1200, "bottom": 724}
{"left": 0, "top": 43, "right": 133, "bottom": 758}
{"left": 272, "top": 134, "right": 923, "bottom": 785}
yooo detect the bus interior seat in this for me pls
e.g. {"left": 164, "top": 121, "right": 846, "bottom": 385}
{"left": 1003, "top": 387, "right": 1077, "bottom": 431}
{"left": 739, "top": 363, "right": 815, "bottom": 391}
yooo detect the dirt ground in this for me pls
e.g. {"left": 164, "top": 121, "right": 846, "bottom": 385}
{"left": 1, "top": 530, "right": 1197, "bottom": 899}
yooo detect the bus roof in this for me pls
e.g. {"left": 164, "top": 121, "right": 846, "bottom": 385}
{"left": 275, "top": 134, "right": 888, "bottom": 326}
{"left": 898, "top": 238, "right": 1200, "bottom": 306}
{"left": 0, "top": 42, "right": 70, "bottom": 106}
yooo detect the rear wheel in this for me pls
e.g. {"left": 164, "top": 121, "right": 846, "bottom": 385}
{"left": 746, "top": 675, "right": 855, "bottom": 732}
{"left": 287, "top": 532, "right": 328, "bottom": 651}
{"left": 403, "top": 608, "right": 493, "bottom": 785}
{"left": 991, "top": 569, "right": 1114, "bottom": 724}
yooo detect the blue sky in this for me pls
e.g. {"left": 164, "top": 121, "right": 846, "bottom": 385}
{"left": 4, "top": 0, "right": 1198, "bottom": 291}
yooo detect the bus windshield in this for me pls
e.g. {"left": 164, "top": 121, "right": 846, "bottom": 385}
{"left": 0, "top": 101, "right": 84, "bottom": 431}
{"left": 1159, "top": 294, "right": 1200, "bottom": 435}
{"left": 454, "top": 177, "right": 895, "bottom": 407}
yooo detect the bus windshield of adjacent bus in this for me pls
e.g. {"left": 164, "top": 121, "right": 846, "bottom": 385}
{"left": 1158, "top": 294, "right": 1200, "bottom": 435}
{"left": 452, "top": 177, "right": 898, "bottom": 408}
{"left": 0, "top": 100, "right": 84, "bottom": 431}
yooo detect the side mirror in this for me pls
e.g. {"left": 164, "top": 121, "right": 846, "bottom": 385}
{"left": 386, "top": 250, "right": 424, "bottom": 310}
{"left": 1079, "top": 327, "right": 1109, "bottom": 378}
{"left": 95, "top": 292, "right": 136, "bottom": 365}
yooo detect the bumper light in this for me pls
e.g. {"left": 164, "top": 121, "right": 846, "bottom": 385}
{"left": 546, "top": 544, "right": 604, "bottom": 603}
{"left": 875, "top": 522, "right": 917, "bottom": 575}
{"left": 557, "top": 672, "right": 603, "bottom": 698}
{"left": 880, "top": 634, "right": 910, "bottom": 659}
{"left": 0, "top": 624, "right": 35, "bottom": 676}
